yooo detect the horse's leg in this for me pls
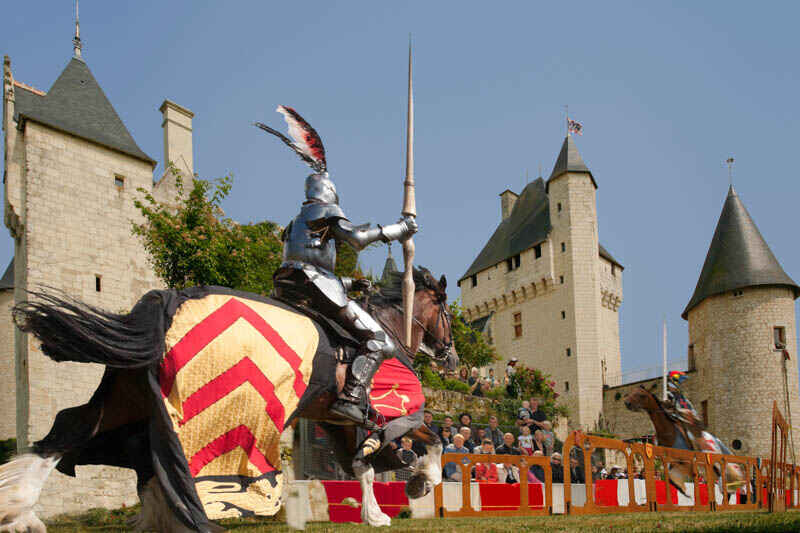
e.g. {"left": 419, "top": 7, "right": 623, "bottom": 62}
{"left": 354, "top": 462, "right": 391, "bottom": 527}
{"left": 404, "top": 425, "right": 443, "bottom": 499}
{"left": 0, "top": 453, "right": 60, "bottom": 533}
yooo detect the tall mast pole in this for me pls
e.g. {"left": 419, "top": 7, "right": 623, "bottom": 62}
{"left": 402, "top": 39, "right": 416, "bottom": 347}
{"left": 73, "top": 0, "right": 82, "bottom": 58}
{"left": 662, "top": 318, "right": 668, "bottom": 401}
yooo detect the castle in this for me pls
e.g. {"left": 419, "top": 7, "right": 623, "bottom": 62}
{"left": 458, "top": 135, "right": 624, "bottom": 430}
{"left": 459, "top": 135, "right": 800, "bottom": 459}
{"left": 1, "top": 36, "right": 194, "bottom": 515}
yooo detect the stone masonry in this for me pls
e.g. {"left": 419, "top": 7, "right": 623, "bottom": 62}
{"left": 459, "top": 139, "right": 623, "bottom": 431}
{"left": 2, "top": 53, "right": 193, "bottom": 516}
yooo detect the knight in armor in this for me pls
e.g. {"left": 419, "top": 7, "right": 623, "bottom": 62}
{"left": 256, "top": 107, "right": 418, "bottom": 427}
{"left": 665, "top": 370, "right": 703, "bottom": 429}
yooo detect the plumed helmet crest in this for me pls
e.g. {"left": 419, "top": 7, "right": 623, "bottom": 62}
{"left": 254, "top": 106, "right": 327, "bottom": 173}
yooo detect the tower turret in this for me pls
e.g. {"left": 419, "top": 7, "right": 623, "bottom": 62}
{"left": 684, "top": 186, "right": 800, "bottom": 458}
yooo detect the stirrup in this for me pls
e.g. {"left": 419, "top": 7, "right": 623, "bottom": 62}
{"left": 330, "top": 399, "right": 379, "bottom": 431}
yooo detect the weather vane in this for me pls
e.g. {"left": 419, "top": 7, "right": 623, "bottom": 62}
{"left": 726, "top": 156, "right": 735, "bottom": 187}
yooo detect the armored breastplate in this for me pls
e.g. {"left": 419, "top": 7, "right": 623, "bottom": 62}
{"left": 283, "top": 202, "right": 347, "bottom": 273}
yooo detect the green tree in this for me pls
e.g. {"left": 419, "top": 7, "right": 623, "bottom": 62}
{"left": 449, "top": 301, "right": 498, "bottom": 370}
{"left": 132, "top": 168, "right": 283, "bottom": 294}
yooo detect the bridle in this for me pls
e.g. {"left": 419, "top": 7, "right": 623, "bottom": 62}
{"left": 413, "top": 294, "right": 453, "bottom": 360}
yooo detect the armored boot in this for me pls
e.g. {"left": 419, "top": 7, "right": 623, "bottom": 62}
{"left": 330, "top": 352, "right": 384, "bottom": 426}
{"left": 329, "top": 301, "right": 396, "bottom": 427}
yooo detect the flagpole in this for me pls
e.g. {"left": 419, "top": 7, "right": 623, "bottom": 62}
{"left": 662, "top": 318, "right": 668, "bottom": 401}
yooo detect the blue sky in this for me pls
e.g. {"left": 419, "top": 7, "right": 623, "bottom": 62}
{"left": 2, "top": 1, "right": 799, "bottom": 376}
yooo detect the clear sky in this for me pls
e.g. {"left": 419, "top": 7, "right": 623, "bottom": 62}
{"left": 2, "top": 1, "right": 799, "bottom": 377}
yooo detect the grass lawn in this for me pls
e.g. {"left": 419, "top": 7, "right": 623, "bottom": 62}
{"left": 46, "top": 509, "right": 800, "bottom": 532}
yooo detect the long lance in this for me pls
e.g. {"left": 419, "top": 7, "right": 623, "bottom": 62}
{"left": 402, "top": 42, "right": 416, "bottom": 347}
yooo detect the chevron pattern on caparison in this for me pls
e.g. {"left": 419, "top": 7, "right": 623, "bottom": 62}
{"left": 159, "top": 294, "right": 319, "bottom": 519}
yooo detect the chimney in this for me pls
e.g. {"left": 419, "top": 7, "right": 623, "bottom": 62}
{"left": 159, "top": 100, "right": 194, "bottom": 177}
{"left": 499, "top": 189, "right": 518, "bottom": 220}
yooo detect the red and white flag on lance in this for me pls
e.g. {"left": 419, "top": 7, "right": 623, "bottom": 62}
{"left": 568, "top": 117, "right": 583, "bottom": 136}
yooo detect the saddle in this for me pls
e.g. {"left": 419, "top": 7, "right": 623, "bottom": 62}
{"left": 272, "top": 294, "right": 360, "bottom": 363}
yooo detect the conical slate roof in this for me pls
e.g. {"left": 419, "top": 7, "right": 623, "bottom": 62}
{"left": 546, "top": 135, "right": 596, "bottom": 192}
{"left": 682, "top": 186, "right": 799, "bottom": 319}
{"left": 0, "top": 258, "right": 13, "bottom": 290}
{"left": 13, "top": 57, "right": 155, "bottom": 166}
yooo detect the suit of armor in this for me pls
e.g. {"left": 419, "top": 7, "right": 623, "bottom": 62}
{"left": 665, "top": 381, "right": 702, "bottom": 429}
{"left": 273, "top": 173, "right": 417, "bottom": 426}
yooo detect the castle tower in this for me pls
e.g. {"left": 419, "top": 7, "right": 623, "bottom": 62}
{"left": 2, "top": 43, "right": 190, "bottom": 514}
{"left": 683, "top": 186, "right": 800, "bottom": 458}
{"left": 458, "top": 135, "right": 622, "bottom": 430}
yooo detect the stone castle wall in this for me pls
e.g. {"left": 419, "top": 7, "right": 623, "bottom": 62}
{"left": 460, "top": 173, "right": 623, "bottom": 431}
{"left": 0, "top": 290, "right": 15, "bottom": 440}
{"left": 687, "top": 286, "right": 800, "bottom": 459}
{"left": 8, "top": 120, "right": 170, "bottom": 517}
{"left": 602, "top": 377, "right": 664, "bottom": 440}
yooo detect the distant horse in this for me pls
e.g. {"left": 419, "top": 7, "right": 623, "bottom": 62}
{"left": 624, "top": 386, "right": 746, "bottom": 496}
{"left": 0, "top": 267, "right": 457, "bottom": 532}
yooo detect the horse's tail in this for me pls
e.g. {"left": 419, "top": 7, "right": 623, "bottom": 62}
{"left": 13, "top": 289, "right": 169, "bottom": 369}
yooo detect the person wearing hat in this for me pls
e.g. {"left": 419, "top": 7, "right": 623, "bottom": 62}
{"left": 505, "top": 357, "right": 519, "bottom": 396}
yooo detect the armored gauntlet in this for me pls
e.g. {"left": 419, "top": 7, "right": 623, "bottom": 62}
{"left": 379, "top": 216, "right": 418, "bottom": 243}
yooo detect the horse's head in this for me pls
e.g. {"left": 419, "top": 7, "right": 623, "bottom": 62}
{"left": 411, "top": 267, "right": 459, "bottom": 372}
{"left": 624, "top": 386, "right": 661, "bottom": 413}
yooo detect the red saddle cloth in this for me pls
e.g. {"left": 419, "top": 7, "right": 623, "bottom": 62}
{"left": 369, "top": 358, "right": 425, "bottom": 421}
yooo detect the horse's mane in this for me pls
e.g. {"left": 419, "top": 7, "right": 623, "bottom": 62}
{"left": 367, "top": 266, "right": 444, "bottom": 307}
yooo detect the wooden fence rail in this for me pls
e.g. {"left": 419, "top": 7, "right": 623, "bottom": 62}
{"left": 434, "top": 401, "right": 794, "bottom": 518}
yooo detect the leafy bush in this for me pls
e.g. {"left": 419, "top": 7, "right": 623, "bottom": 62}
{"left": 419, "top": 366, "right": 444, "bottom": 389}
{"left": 449, "top": 301, "right": 497, "bottom": 370}
{"left": 442, "top": 379, "right": 470, "bottom": 394}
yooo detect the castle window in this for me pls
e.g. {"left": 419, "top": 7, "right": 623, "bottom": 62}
{"left": 557, "top": 202, "right": 562, "bottom": 212}
{"left": 565, "top": 381, "right": 569, "bottom": 392}
{"left": 774, "top": 327, "right": 787, "bottom": 350}
{"left": 561, "top": 242, "right": 566, "bottom": 253}
{"left": 506, "top": 254, "right": 521, "bottom": 272}
{"left": 95, "top": 275, "right": 102, "bottom": 292}
{"left": 561, "top": 310, "right": 566, "bottom": 320}
{"left": 471, "top": 274, "right": 477, "bottom": 288}
{"left": 513, "top": 312, "right": 522, "bottom": 338}
{"left": 533, "top": 244, "right": 542, "bottom": 259}
{"left": 701, "top": 400, "right": 708, "bottom": 427}
{"left": 114, "top": 174, "right": 125, "bottom": 188}
{"left": 732, "top": 289, "right": 744, "bottom": 297}
{"left": 566, "top": 347, "right": 571, "bottom": 357}
{"left": 688, "top": 344, "right": 696, "bottom": 372}
{"left": 559, "top": 275, "right": 565, "bottom": 284}
{"left": 611, "top": 264, "right": 617, "bottom": 277}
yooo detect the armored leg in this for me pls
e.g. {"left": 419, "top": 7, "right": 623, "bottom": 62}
{"left": 329, "top": 301, "right": 396, "bottom": 426}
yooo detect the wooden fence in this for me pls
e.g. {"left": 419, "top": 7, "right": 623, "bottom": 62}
{"left": 434, "top": 401, "right": 796, "bottom": 517}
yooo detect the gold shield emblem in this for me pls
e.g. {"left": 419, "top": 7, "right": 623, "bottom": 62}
{"left": 645, "top": 443, "right": 653, "bottom": 459}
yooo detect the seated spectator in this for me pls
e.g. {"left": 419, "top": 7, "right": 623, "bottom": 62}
{"left": 516, "top": 400, "right": 533, "bottom": 428}
{"left": 487, "top": 367, "right": 498, "bottom": 388}
{"left": 458, "top": 367, "right": 470, "bottom": 384}
{"left": 532, "top": 430, "right": 547, "bottom": 455}
{"left": 396, "top": 437, "right": 418, "bottom": 480}
{"left": 468, "top": 367, "right": 483, "bottom": 397}
{"left": 569, "top": 456, "right": 585, "bottom": 484}
{"left": 550, "top": 452, "right": 564, "bottom": 483}
{"left": 487, "top": 415, "right": 504, "bottom": 449}
{"left": 473, "top": 427, "right": 487, "bottom": 452}
{"left": 438, "top": 415, "right": 454, "bottom": 440}
{"left": 591, "top": 463, "right": 602, "bottom": 481}
{"left": 439, "top": 427, "right": 453, "bottom": 447}
{"left": 443, "top": 434, "right": 469, "bottom": 481}
{"left": 540, "top": 420, "right": 555, "bottom": 455}
{"left": 529, "top": 450, "right": 545, "bottom": 483}
{"left": 458, "top": 412, "right": 473, "bottom": 432}
{"left": 528, "top": 397, "right": 548, "bottom": 431}
{"left": 518, "top": 425, "right": 534, "bottom": 455}
{"left": 474, "top": 439, "right": 498, "bottom": 482}
{"left": 423, "top": 410, "right": 440, "bottom": 436}
{"left": 495, "top": 432, "right": 522, "bottom": 483}
{"left": 459, "top": 426, "right": 476, "bottom": 451}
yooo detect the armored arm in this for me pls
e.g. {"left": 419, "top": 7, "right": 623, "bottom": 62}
{"left": 331, "top": 216, "right": 418, "bottom": 252}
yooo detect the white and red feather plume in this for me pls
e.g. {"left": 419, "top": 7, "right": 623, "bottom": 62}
{"left": 254, "top": 106, "right": 327, "bottom": 173}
